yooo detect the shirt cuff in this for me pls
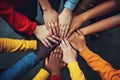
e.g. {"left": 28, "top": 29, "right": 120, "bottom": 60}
{"left": 64, "top": 0, "right": 79, "bottom": 11}
{"left": 27, "top": 40, "right": 37, "bottom": 50}
{"left": 33, "top": 68, "right": 49, "bottom": 80}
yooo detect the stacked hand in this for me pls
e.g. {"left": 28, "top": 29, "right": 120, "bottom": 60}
{"left": 60, "top": 39, "right": 77, "bottom": 64}
{"left": 34, "top": 25, "right": 61, "bottom": 48}
{"left": 68, "top": 30, "right": 87, "bottom": 52}
{"left": 45, "top": 47, "right": 65, "bottom": 76}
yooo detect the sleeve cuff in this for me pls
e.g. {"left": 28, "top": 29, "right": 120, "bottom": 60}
{"left": 28, "top": 22, "right": 37, "bottom": 36}
{"left": 64, "top": 0, "right": 79, "bottom": 11}
{"left": 50, "top": 75, "right": 62, "bottom": 80}
{"left": 27, "top": 40, "right": 37, "bottom": 50}
{"left": 33, "top": 68, "right": 49, "bottom": 80}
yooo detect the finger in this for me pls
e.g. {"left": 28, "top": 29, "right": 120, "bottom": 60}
{"left": 50, "top": 51, "right": 54, "bottom": 60}
{"left": 54, "top": 22, "right": 59, "bottom": 34}
{"left": 76, "top": 30, "right": 84, "bottom": 39}
{"left": 41, "top": 40, "right": 49, "bottom": 48}
{"left": 61, "top": 25, "right": 66, "bottom": 38}
{"left": 64, "top": 39, "right": 71, "bottom": 47}
{"left": 59, "top": 25, "right": 62, "bottom": 37}
{"left": 47, "top": 37, "right": 59, "bottom": 44}
{"left": 66, "top": 29, "right": 73, "bottom": 39}
{"left": 52, "top": 35, "right": 61, "bottom": 41}
{"left": 51, "top": 23, "right": 57, "bottom": 35}
{"left": 64, "top": 25, "right": 69, "bottom": 38}
{"left": 61, "top": 40, "right": 67, "bottom": 49}
{"left": 48, "top": 23, "right": 53, "bottom": 35}
{"left": 44, "top": 39, "right": 52, "bottom": 48}
{"left": 45, "top": 57, "right": 49, "bottom": 66}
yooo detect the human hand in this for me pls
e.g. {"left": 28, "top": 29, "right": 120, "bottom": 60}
{"left": 60, "top": 39, "right": 77, "bottom": 64}
{"left": 59, "top": 8, "right": 72, "bottom": 38}
{"left": 43, "top": 8, "right": 59, "bottom": 35}
{"left": 34, "top": 25, "right": 61, "bottom": 48}
{"left": 45, "top": 47, "right": 65, "bottom": 76}
{"left": 67, "top": 15, "right": 85, "bottom": 38}
{"left": 68, "top": 30, "right": 87, "bottom": 52}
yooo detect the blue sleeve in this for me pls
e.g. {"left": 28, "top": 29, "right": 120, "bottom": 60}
{"left": 64, "top": 0, "right": 79, "bottom": 11}
{"left": 0, "top": 52, "right": 39, "bottom": 80}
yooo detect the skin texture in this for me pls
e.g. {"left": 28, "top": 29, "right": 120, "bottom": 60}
{"left": 39, "top": 0, "right": 59, "bottom": 35}
{"left": 33, "top": 25, "right": 61, "bottom": 48}
{"left": 67, "top": 0, "right": 116, "bottom": 38}
{"left": 60, "top": 39, "right": 77, "bottom": 64}
{"left": 45, "top": 47, "right": 65, "bottom": 76}
{"left": 68, "top": 30, "right": 87, "bottom": 52}
{"left": 59, "top": 8, "right": 72, "bottom": 38}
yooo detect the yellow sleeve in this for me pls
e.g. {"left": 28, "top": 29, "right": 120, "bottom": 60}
{"left": 67, "top": 61, "right": 86, "bottom": 80}
{"left": 33, "top": 68, "right": 50, "bottom": 80}
{"left": 0, "top": 38, "right": 37, "bottom": 52}
{"left": 80, "top": 48, "right": 120, "bottom": 80}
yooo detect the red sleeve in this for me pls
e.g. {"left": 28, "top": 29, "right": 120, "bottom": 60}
{"left": 0, "top": 0, "right": 37, "bottom": 36}
{"left": 50, "top": 75, "right": 62, "bottom": 80}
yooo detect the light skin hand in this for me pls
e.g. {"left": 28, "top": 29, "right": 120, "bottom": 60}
{"left": 60, "top": 39, "right": 77, "bottom": 64}
{"left": 33, "top": 25, "right": 61, "bottom": 48}
{"left": 45, "top": 47, "right": 65, "bottom": 76}
{"left": 43, "top": 8, "right": 59, "bottom": 35}
{"left": 68, "top": 30, "right": 87, "bottom": 52}
{"left": 59, "top": 8, "right": 72, "bottom": 38}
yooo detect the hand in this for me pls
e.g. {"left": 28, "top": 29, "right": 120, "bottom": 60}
{"left": 43, "top": 8, "right": 59, "bottom": 35}
{"left": 59, "top": 8, "right": 72, "bottom": 38}
{"left": 34, "top": 25, "right": 61, "bottom": 48}
{"left": 45, "top": 47, "right": 65, "bottom": 76}
{"left": 67, "top": 15, "right": 85, "bottom": 38}
{"left": 60, "top": 39, "right": 77, "bottom": 64}
{"left": 68, "top": 30, "right": 87, "bottom": 52}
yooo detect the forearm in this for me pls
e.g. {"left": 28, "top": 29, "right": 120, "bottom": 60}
{"left": 0, "top": 52, "right": 38, "bottom": 80}
{"left": 76, "top": 0, "right": 116, "bottom": 24}
{"left": 67, "top": 61, "right": 86, "bottom": 80}
{"left": 0, "top": 1, "right": 37, "bottom": 36}
{"left": 80, "top": 14, "right": 120, "bottom": 36}
{"left": 80, "top": 48, "right": 119, "bottom": 80}
{"left": 0, "top": 38, "right": 37, "bottom": 53}
{"left": 39, "top": 0, "right": 52, "bottom": 12}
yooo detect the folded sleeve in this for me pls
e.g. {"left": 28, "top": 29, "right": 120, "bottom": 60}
{"left": 67, "top": 61, "right": 86, "bottom": 80}
{"left": 0, "top": 0, "right": 37, "bottom": 36}
{"left": 0, "top": 38, "right": 37, "bottom": 52}
{"left": 80, "top": 48, "right": 120, "bottom": 80}
{"left": 64, "top": 0, "right": 79, "bottom": 11}
{"left": 33, "top": 68, "right": 49, "bottom": 80}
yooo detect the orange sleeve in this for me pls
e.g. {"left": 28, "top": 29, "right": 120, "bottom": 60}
{"left": 80, "top": 48, "right": 120, "bottom": 80}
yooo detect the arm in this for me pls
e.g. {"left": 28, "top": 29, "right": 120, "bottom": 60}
{"left": 67, "top": 61, "right": 86, "bottom": 80}
{"left": 69, "top": 31, "right": 120, "bottom": 80}
{"left": 39, "top": 0, "right": 59, "bottom": 35}
{"left": 0, "top": 38, "right": 37, "bottom": 53}
{"left": 33, "top": 68, "right": 49, "bottom": 80}
{"left": 80, "top": 48, "right": 120, "bottom": 80}
{"left": 68, "top": 0, "right": 117, "bottom": 37}
{"left": 59, "top": 0, "right": 79, "bottom": 38}
{"left": 60, "top": 40, "right": 86, "bottom": 80}
{"left": 79, "top": 14, "right": 120, "bottom": 36}
{"left": 0, "top": 52, "right": 39, "bottom": 80}
{"left": 0, "top": 0, "right": 37, "bottom": 36}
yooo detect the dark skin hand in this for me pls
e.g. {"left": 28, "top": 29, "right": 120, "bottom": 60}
{"left": 45, "top": 47, "right": 65, "bottom": 76}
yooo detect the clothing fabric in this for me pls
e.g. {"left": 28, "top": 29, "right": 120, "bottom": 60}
{"left": 50, "top": 75, "right": 62, "bottom": 80}
{"left": 33, "top": 68, "right": 49, "bottom": 80}
{"left": 64, "top": 0, "right": 79, "bottom": 11}
{"left": 67, "top": 61, "right": 86, "bottom": 80}
{"left": 114, "top": 0, "right": 120, "bottom": 12}
{"left": 73, "top": 0, "right": 105, "bottom": 14}
{"left": 0, "top": 0, "right": 37, "bottom": 36}
{"left": 0, "top": 38, "right": 36, "bottom": 52}
{"left": 0, "top": 52, "right": 39, "bottom": 80}
{"left": 80, "top": 48, "right": 120, "bottom": 80}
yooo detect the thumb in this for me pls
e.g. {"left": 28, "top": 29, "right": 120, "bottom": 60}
{"left": 45, "top": 57, "right": 49, "bottom": 66}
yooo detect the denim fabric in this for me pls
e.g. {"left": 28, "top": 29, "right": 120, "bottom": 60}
{"left": 64, "top": 0, "right": 79, "bottom": 11}
{"left": 0, "top": 52, "right": 38, "bottom": 80}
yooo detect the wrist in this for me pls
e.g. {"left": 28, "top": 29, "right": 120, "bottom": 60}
{"left": 78, "top": 46, "right": 88, "bottom": 53}
{"left": 43, "top": 7, "right": 53, "bottom": 14}
{"left": 51, "top": 70, "right": 60, "bottom": 76}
